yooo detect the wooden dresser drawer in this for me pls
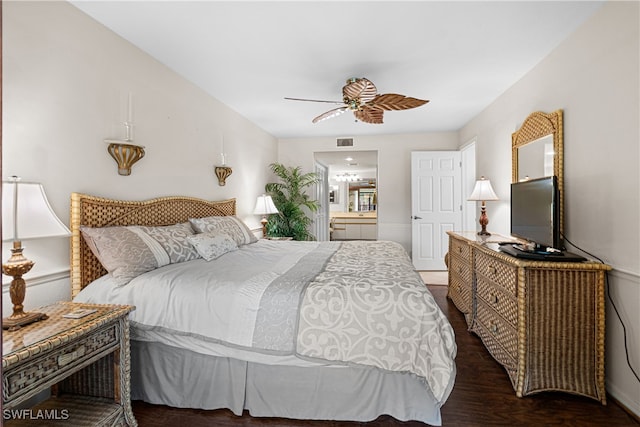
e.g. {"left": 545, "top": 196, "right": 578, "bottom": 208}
{"left": 450, "top": 237, "right": 471, "bottom": 261}
{"left": 4, "top": 324, "right": 119, "bottom": 404}
{"left": 448, "top": 256, "right": 472, "bottom": 313}
{"left": 476, "top": 278, "right": 517, "bottom": 326}
{"left": 474, "top": 250, "right": 518, "bottom": 295}
{"left": 475, "top": 300, "right": 518, "bottom": 367}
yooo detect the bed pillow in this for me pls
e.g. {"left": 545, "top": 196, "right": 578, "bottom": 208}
{"left": 187, "top": 233, "right": 238, "bottom": 261}
{"left": 80, "top": 222, "right": 200, "bottom": 286}
{"left": 189, "top": 215, "right": 257, "bottom": 246}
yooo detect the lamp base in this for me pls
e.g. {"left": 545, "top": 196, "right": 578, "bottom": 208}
{"left": 261, "top": 217, "right": 268, "bottom": 238}
{"left": 2, "top": 312, "right": 49, "bottom": 331}
{"left": 477, "top": 204, "right": 491, "bottom": 236}
{"left": 2, "top": 241, "right": 49, "bottom": 331}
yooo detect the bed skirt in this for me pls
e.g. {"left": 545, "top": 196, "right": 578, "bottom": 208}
{"left": 130, "top": 340, "right": 443, "bottom": 426}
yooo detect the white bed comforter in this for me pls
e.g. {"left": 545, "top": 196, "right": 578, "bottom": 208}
{"left": 75, "top": 239, "right": 456, "bottom": 405}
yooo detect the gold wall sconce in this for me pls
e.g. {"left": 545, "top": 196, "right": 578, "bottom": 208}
{"left": 105, "top": 95, "right": 145, "bottom": 176}
{"left": 106, "top": 142, "right": 145, "bottom": 176}
{"left": 215, "top": 165, "right": 233, "bottom": 186}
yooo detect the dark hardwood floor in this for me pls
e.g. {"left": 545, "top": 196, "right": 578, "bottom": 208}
{"left": 132, "top": 285, "right": 639, "bottom": 427}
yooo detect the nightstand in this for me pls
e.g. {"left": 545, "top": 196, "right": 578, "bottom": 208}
{"left": 2, "top": 302, "right": 137, "bottom": 426}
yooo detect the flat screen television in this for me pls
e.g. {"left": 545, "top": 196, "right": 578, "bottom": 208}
{"left": 510, "top": 176, "right": 561, "bottom": 251}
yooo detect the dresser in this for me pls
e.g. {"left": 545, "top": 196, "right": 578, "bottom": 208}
{"left": 446, "top": 231, "right": 611, "bottom": 404}
{"left": 2, "top": 302, "right": 137, "bottom": 425}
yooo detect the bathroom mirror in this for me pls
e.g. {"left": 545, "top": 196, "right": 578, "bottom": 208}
{"left": 512, "top": 109, "right": 564, "bottom": 236}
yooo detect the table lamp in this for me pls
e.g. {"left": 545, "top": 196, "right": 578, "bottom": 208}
{"left": 2, "top": 177, "right": 71, "bottom": 330}
{"left": 468, "top": 176, "right": 499, "bottom": 236}
{"left": 253, "top": 194, "right": 279, "bottom": 237}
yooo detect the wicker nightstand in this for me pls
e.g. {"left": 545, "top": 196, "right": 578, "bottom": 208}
{"left": 2, "top": 302, "right": 136, "bottom": 426}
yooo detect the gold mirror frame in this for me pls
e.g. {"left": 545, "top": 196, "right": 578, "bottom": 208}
{"left": 512, "top": 109, "right": 564, "bottom": 237}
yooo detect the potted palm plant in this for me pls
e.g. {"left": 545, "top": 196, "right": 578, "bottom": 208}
{"left": 264, "top": 162, "right": 319, "bottom": 241}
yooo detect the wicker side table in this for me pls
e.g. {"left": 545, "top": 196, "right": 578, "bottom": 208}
{"left": 2, "top": 302, "right": 136, "bottom": 426}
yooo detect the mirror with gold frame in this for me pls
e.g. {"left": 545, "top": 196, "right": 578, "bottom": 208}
{"left": 511, "top": 109, "right": 564, "bottom": 236}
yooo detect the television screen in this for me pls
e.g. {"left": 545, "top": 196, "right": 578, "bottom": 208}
{"left": 510, "top": 176, "right": 560, "bottom": 250}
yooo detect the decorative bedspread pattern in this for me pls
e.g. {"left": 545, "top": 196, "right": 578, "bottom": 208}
{"left": 74, "top": 239, "right": 456, "bottom": 406}
{"left": 297, "top": 241, "right": 456, "bottom": 404}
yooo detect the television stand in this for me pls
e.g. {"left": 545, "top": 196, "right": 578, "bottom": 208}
{"left": 498, "top": 242, "right": 586, "bottom": 262}
{"left": 446, "top": 231, "right": 611, "bottom": 404}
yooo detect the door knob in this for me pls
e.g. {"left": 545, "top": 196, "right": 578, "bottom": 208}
{"left": 412, "top": 215, "right": 422, "bottom": 220}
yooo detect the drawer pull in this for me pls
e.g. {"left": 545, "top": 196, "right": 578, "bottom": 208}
{"left": 458, "top": 267, "right": 463, "bottom": 274}
{"left": 488, "top": 265, "right": 497, "bottom": 275}
{"left": 490, "top": 323, "right": 498, "bottom": 334}
{"left": 491, "top": 294, "right": 499, "bottom": 305}
{"left": 58, "top": 346, "right": 86, "bottom": 367}
{"left": 458, "top": 246, "right": 463, "bottom": 254}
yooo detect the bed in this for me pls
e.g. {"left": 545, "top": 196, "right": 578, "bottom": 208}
{"left": 69, "top": 192, "right": 456, "bottom": 426}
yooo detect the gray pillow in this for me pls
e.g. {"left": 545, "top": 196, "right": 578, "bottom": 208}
{"left": 187, "top": 233, "right": 238, "bottom": 261}
{"left": 189, "top": 216, "right": 257, "bottom": 246}
{"left": 81, "top": 222, "right": 200, "bottom": 286}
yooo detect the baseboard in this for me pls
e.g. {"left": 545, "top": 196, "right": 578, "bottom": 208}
{"left": 608, "top": 392, "right": 640, "bottom": 423}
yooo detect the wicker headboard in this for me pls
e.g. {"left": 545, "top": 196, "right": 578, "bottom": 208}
{"left": 70, "top": 192, "right": 236, "bottom": 298}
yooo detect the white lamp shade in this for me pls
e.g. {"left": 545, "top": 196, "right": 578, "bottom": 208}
{"left": 2, "top": 180, "right": 71, "bottom": 241}
{"left": 253, "top": 195, "right": 279, "bottom": 215}
{"left": 468, "top": 177, "right": 499, "bottom": 201}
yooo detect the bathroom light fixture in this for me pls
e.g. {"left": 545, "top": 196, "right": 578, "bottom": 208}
{"left": 335, "top": 172, "right": 360, "bottom": 182}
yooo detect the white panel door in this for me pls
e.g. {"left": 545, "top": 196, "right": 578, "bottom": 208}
{"left": 411, "top": 151, "right": 462, "bottom": 270}
{"left": 314, "top": 162, "right": 329, "bottom": 241}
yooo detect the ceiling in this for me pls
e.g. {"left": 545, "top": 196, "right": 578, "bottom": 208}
{"left": 70, "top": 1, "right": 604, "bottom": 140}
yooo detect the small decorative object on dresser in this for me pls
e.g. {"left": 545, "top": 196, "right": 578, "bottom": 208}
{"left": 446, "top": 231, "right": 611, "bottom": 404}
{"left": 2, "top": 302, "right": 137, "bottom": 426}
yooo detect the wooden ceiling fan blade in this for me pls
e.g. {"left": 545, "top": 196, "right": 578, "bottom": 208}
{"left": 285, "top": 97, "right": 345, "bottom": 105}
{"left": 367, "top": 93, "right": 429, "bottom": 111}
{"left": 312, "top": 106, "right": 348, "bottom": 123}
{"left": 342, "top": 77, "right": 377, "bottom": 103}
{"left": 354, "top": 107, "right": 384, "bottom": 124}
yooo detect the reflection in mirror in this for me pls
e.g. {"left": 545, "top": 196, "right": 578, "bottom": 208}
{"left": 517, "top": 134, "right": 554, "bottom": 181}
{"left": 349, "top": 184, "right": 377, "bottom": 212}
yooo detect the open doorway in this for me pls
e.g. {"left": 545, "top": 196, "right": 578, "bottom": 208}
{"left": 314, "top": 151, "right": 378, "bottom": 241}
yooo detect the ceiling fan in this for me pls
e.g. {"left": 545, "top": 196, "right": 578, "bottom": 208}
{"left": 285, "top": 77, "right": 429, "bottom": 124}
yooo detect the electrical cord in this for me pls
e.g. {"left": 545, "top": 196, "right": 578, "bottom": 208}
{"left": 562, "top": 234, "right": 640, "bottom": 384}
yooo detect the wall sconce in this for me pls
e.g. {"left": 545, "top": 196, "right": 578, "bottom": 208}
{"left": 215, "top": 165, "right": 233, "bottom": 186}
{"left": 105, "top": 95, "right": 145, "bottom": 175}
{"left": 107, "top": 141, "right": 145, "bottom": 176}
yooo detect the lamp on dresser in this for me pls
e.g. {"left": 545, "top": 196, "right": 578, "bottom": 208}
{"left": 253, "top": 194, "right": 279, "bottom": 237}
{"left": 468, "top": 176, "right": 499, "bottom": 236}
{"left": 2, "top": 176, "right": 71, "bottom": 330}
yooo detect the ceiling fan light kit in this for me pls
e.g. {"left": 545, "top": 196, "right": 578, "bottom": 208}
{"left": 286, "top": 77, "right": 429, "bottom": 124}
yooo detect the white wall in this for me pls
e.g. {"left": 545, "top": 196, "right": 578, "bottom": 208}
{"left": 2, "top": 2, "right": 277, "bottom": 311}
{"left": 459, "top": 2, "right": 640, "bottom": 415}
{"left": 278, "top": 133, "right": 459, "bottom": 252}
